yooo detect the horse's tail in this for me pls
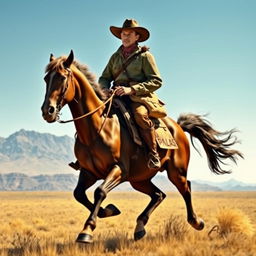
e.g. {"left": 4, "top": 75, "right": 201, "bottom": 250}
{"left": 177, "top": 113, "right": 243, "bottom": 175}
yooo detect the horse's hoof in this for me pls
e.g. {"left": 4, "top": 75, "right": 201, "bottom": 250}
{"left": 134, "top": 229, "right": 146, "bottom": 241}
{"left": 189, "top": 218, "right": 205, "bottom": 231}
{"left": 76, "top": 233, "right": 93, "bottom": 244}
{"left": 99, "top": 204, "right": 121, "bottom": 218}
{"left": 197, "top": 219, "right": 205, "bottom": 230}
{"left": 105, "top": 204, "right": 121, "bottom": 216}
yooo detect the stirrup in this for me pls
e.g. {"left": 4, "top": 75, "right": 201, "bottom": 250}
{"left": 69, "top": 161, "right": 81, "bottom": 171}
{"left": 147, "top": 152, "right": 161, "bottom": 170}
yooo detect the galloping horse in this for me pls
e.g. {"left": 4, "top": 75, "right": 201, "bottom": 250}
{"left": 41, "top": 50, "right": 242, "bottom": 243}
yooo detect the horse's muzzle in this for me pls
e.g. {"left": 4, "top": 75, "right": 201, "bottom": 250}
{"left": 41, "top": 103, "right": 58, "bottom": 123}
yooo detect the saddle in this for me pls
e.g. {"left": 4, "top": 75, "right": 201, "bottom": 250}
{"left": 68, "top": 97, "right": 178, "bottom": 171}
{"left": 113, "top": 98, "right": 178, "bottom": 150}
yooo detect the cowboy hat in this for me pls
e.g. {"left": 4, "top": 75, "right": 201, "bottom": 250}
{"left": 110, "top": 19, "right": 150, "bottom": 42}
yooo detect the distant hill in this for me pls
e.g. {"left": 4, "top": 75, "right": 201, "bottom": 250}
{"left": 0, "top": 172, "right": 255, "bottom": 192}
{"left": 0, "top": 129, "right": 75, "bottom": 175}
{"left": 0, "top": 130, "right": 255, "bottom": 191}
{"left": 196, "top": 179, "right": 256, "bottom": 191}
{"left": 150, "top": 174, "right": 223, "bottom": 192}
{"left": 0, "top": 173, "right": 77, "bottom": 191}
{"left": 0, "top": 172, "right": 220, "bottom": 191}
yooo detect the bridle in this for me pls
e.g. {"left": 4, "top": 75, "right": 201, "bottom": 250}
{"left": 54, "top": 67, "right": 117, "bottom": 134}
{"left": 55, "top": 67, "right": 73, "bottom": 115}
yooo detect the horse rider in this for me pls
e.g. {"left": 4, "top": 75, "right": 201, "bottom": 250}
{"left": 98, "top": 19, "right": 163, "bottom": 169}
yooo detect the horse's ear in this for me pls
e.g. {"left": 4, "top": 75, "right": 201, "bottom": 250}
{"left": 63, "top": 50, "right": 74, "bottom": 68}
{"left": 50, "top": 53, "right": 55, "bottom": 62}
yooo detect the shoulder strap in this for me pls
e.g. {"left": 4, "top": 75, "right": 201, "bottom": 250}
{"left": 114, "top": 47, "right": 148, "bottom": 81}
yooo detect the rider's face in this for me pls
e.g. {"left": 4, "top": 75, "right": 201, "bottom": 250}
{"left": 121, "top": 29, "right": 140, "bottom": 48}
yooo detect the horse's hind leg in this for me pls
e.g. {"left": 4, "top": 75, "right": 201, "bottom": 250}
{"left": 73, "top": 169, "right": 121, "bottom": 219}
{"left": 167, "top": 164, "right": 204, "bottom": 230}
{"left": 162, "top": 117, "right": 204, "bottom": 230}
{"left": 130, "top": 180, "right": 166, "bottom": 241}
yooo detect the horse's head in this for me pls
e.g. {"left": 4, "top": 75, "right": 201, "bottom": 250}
{"left": 41, "top": 50, "right": 76, "bottom": 123}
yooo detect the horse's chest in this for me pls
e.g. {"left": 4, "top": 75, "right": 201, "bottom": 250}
{"left": 74, "top": 137, "right": 120, "bottom": 177}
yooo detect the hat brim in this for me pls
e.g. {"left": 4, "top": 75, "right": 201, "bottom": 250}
{"left": 110, "top": 26, "right": 150, "bottom": 42}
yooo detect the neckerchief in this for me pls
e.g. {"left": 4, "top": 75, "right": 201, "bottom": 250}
{"left": 122, "top": 43, "right": 138, "bottom": 59}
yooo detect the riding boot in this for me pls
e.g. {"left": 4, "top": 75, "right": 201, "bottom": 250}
{"left": 141, "top": 128, "right": 161, "bottom": 169}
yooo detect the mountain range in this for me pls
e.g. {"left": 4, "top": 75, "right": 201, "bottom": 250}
{"left": 0, "top": 129, "right": 75, "bottom": 175}
{"left": 0, "top": 172, "right": 255, "bottom": 191}
{"left": 0, "top": 129, "right": 255, "bottom": 191}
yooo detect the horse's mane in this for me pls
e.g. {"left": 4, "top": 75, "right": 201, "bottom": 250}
{"left": 45, "top": 56, "right": 107, "bottom": 101}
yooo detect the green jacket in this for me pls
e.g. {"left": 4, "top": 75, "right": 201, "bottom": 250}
{"left": 98, "top": 45, "right": 162, "bottom": 96}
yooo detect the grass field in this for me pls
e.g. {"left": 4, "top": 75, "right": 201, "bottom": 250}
{"left": 0, "top": 191, "right": 255, "bottom": 256}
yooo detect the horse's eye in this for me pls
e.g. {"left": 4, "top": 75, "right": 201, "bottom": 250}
{"left": 60, "top": 75, "right": 66, "bottom": 81}
{"left": 56, "top": 73, "right": 66, "bottom": 81}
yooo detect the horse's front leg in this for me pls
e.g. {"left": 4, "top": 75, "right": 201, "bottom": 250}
{"left": 76, "top": 164, "right": 122, "bottom": 244}
{"left": 73, "top": 169, "right": 121, "bottom": 218}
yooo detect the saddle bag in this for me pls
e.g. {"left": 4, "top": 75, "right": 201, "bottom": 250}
{"left": 130, "top": 92, "right": 167, "bottom": 118}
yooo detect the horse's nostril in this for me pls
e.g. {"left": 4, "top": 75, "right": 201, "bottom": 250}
{"left": 48, "top": 106, "right": 55, "bottom": 115}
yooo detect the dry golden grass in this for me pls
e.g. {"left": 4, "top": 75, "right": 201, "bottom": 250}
{"left": 214, "top": 207, "right": 255, "bottom": 237}
{"left": 0, "top": 191, "right": 256, "bottom": 256}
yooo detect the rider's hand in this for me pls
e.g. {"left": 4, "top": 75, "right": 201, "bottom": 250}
{"left": 115, "top": 86, "right": 135, "bottom": 96}
{"left": 102, "top": 88, "right": 112, "bottom": 97}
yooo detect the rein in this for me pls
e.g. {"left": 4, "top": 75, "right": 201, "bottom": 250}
{"left": 57, "top": 86, "right": 117, "bottom": 134}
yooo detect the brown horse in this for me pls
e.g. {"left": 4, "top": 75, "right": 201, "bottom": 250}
{"left": 41, "top": 50, "right": 243, "bottom": 243}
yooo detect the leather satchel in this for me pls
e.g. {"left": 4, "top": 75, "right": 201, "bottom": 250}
{"left": 130, "top": 93, "right": 167, "bottom": 118}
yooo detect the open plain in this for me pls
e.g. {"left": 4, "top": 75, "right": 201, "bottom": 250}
{"left": 0, "top": 191, "right": 255, "bottom": 256}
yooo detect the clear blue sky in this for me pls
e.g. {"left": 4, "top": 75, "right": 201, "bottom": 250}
{"left": 0, "top": 0, "right": 255, "bottom": 183}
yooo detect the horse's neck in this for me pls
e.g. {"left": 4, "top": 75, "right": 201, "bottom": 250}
{"left": 69, "top": 68, "right": 104, "bottom": 145}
